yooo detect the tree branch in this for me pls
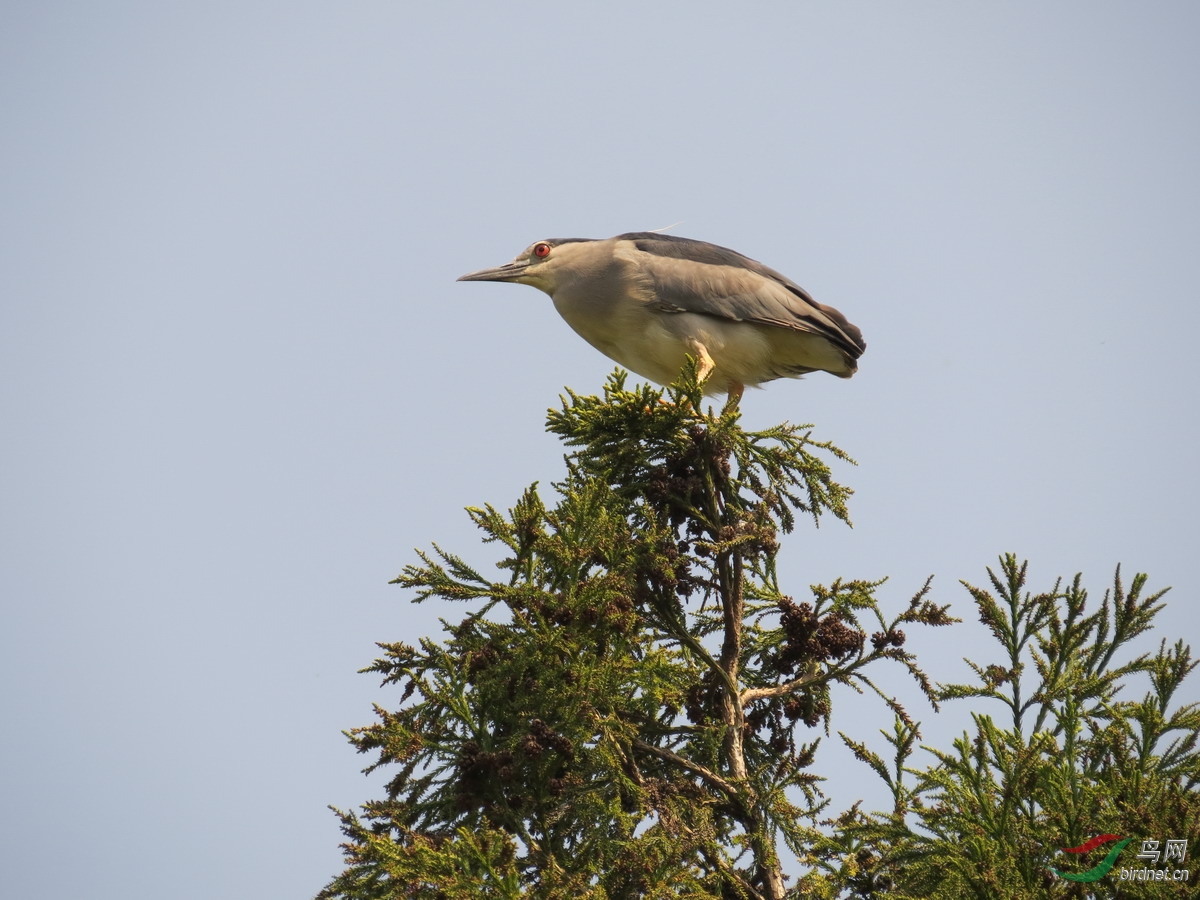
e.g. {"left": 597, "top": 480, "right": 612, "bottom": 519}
{"left": 632, "top": 737, "right": 744, "bottom": 801}
{"left": 741, "top": 665, "right": 821, "bottom": 706}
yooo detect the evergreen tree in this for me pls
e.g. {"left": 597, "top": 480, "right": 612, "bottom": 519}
{"left": 831, "top": 557, "right": 1199, "bottom": 899}
{"left": 319, "top": 368, "right": 1196, "bottom": 898}
{"left": 319, "top": 367, "right": 953, "bottom": 899}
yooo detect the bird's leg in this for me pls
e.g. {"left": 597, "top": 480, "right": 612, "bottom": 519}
{"left": 725, "top": 382, "right": 745, "bottom": 408}
{"left": 655, "top": 341, "right": 716, "bottom": 412}
{"left": 682, "top": 339, "right": 718, "bottom": 394}
{"left": 690, "top": 343, "right": 716, "bottom": 384}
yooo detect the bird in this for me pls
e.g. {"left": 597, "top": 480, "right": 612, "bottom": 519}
{"left": 457, "top": 232, "right": 865, "bottom": 401}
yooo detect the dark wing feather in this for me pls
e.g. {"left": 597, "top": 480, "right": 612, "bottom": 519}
{"left": 621, "top": 232, "right": 866, "bottom": 359}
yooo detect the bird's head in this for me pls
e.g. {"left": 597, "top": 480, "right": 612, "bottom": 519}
{"left": 457, "top": 238, "right": 596, "bottom": 295}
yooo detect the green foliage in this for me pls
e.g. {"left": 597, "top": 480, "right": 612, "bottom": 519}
{"left": 320, "top": 366, "right": 1194, "bottom": 899}
{"left": 319, "top": 366, "right": 954, "bottom": 899}
{"left": 830, "top": 555, "right": 1199, "bottom": 899}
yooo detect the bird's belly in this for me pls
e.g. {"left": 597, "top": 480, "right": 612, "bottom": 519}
{"left": 656, "top": 313, "right": 776, "bottom": 391}
{"left": 553, "top": 297, "right": 776, "bottom": 393}
{"left": 551, "top": 295, "right": 681, "bottom": 383}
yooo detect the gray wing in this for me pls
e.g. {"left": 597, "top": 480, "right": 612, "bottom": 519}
{"left": 622, "top": 233, "right": 866, "bottom": 360}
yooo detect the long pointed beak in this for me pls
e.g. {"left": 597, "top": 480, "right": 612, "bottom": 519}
{"left": 456, "top": 260, "right": 529, "bottom": 283}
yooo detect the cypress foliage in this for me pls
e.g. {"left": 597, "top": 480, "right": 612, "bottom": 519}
{"left": 832, "top": 557, "right": 1199, "bottom": 899}
{"left": 320, "top": 366, "right": 1195, "bottom": 899}
{"left": 320, "top": 365, "right": 952, "bottom": 899}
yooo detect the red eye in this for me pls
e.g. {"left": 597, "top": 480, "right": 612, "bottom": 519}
{"left": 534, "top": 242, "right": 551, "bottom": 259}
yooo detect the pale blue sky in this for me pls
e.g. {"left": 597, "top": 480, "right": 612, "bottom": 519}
{"left": 2, "top": 3, "right": 1197, "bottom": 897}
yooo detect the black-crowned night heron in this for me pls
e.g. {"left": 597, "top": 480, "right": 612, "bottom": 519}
{"left": 458, "top": 232, "right": 865, "bottom": 400}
